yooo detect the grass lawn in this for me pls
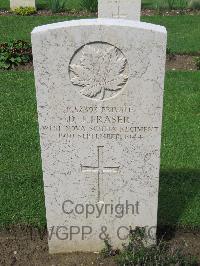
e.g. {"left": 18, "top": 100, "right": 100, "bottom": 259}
{"left": 0, "top": 70, "right": 199, "bottom": 228}
{"left": 143, "top": 15, "right": 200, "bottom": 54}
{"left": 0, "top": 15, "right": 199, "bottom": 54}
{"left": 0, "top": 16, "right": 80, "bottom": 42}
{"left": 0, "top": 0, "right": 82, "bottom": 10}
{"left": 141, "top": 0, "right": 195, "bottom": 9}
{"left": 159, "top": 71, "right": 200, "bottom": 227}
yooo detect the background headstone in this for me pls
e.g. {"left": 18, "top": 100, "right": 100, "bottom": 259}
{"left": 10, "top": 0, "right": 35, "bottom": 10}
{"left": 32, "top": 19, "right": 167, "bottom": 253}
{"left": 98, "top": 0, "right": 141, "bottom": 20}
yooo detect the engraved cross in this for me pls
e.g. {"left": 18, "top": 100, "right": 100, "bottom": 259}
{"left": 109, "top": 0, "right": 128, "bottom": 19}
{"left": 81, "top": 146, "right": 120, "bottom": 202}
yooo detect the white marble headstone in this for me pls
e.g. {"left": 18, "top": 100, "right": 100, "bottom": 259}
{"left": 98, "top": 0, "right": 141, "bottom": 20}
{"left": 10, "top": 0, "right": 35, "bottom": 9}
{"left": 32, "top": 19, "right": 167, "bottom": 253}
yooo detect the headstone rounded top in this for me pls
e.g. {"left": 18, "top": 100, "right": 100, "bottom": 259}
{"left": 31, "top": 19, "right": 166, "bottom": 35}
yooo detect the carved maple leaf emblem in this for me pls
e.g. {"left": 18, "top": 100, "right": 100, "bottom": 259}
{"left": 69, "top": 44, "right": 128, "bottom": 100}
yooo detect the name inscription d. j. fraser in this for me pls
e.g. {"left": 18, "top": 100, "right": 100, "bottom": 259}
{"left": 41, "top": 105, "right": 160, "bottom": 141}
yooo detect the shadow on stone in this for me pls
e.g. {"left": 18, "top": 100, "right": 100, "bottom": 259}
{"left": 157, "top": 169, "right": 200, "bottom": 240}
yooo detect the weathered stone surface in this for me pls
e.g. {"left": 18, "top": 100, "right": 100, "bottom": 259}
{"left": 32, "top": 19, "right": 167, "bottom": 253}
{"left": 10, "top": 0, "right": 35, "bottom": 9}
{"left": 98, "top": 0, "right": 141, "bottom": 20}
